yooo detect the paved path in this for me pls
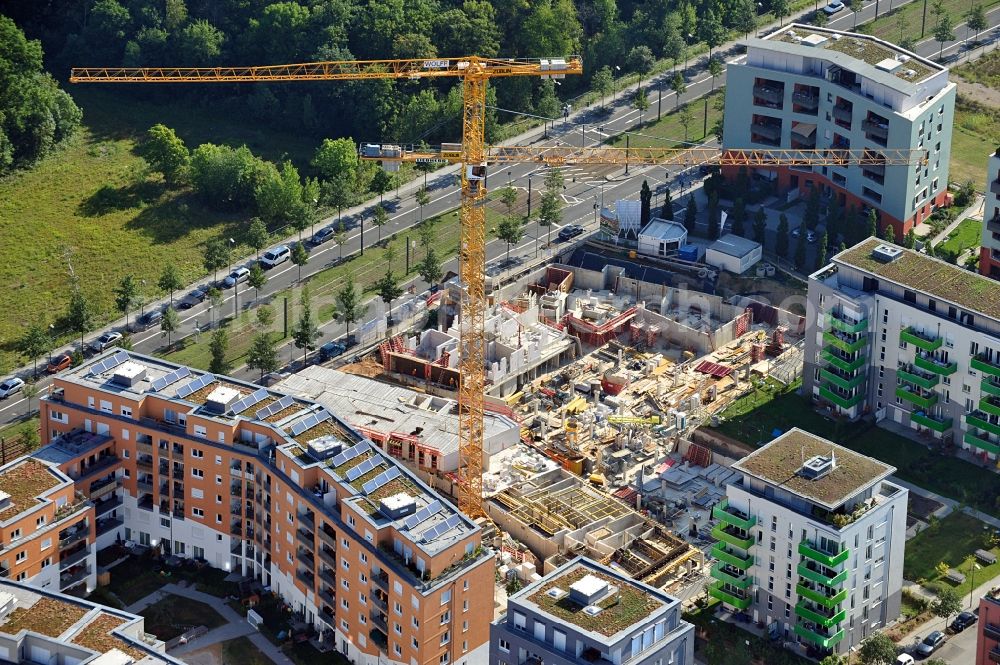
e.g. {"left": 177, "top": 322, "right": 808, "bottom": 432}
{"left": 892, "top": 477, "right": 1000, "bottom": 530}
{"left": 928, "top": 195, "right": 984, "bottom": 246}
{"left": 127, "top": 583, "right": 295, "bottom": 665}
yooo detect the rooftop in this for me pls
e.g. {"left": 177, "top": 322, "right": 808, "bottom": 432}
{"left": 0, "top": 459, "right": 63, "bottom": 521}
{"left": 834, "top": 238, "right": 1000, "bottom": 321}
{"left": 732, "top": 428, "right": 894, "bottom": 509}
{"left": 2, "top": 596, "right": 88, "bottom": 637}
{"left": 518, "top": 558, "right": 670, "bottom": 639}
{"left": 708, "top": 233, "right": 761, "bottom": 258}
{"left": 639, "top": 218, "right": 688, "bottom": 242}
{"left": 70, "top": 613, "right": 145, "bottom": 661}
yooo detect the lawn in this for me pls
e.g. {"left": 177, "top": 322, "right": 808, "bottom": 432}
{"left": 287, "top": 641, "right": 351, "bottom": 665}
{"left": 954, "top": 49, "right": 1000, "bottom": 90}
{"left": 902, "top": 512, "right": 1000, "bottom": 596}
{"left": 934, "top": 217, "right": 981, "bottom": 258}
{"left": 856, "top": 0, "right": 1000, "bottom": 50}
{"left": 950, "top": 97, "right": 1000, "bottom": 186}
{"left": 141, "top": 594, "right": 226, "bottom": 641}
{"left": 606, "top": 89, "right": 725, "bottom": 150}
{"left": 221, "top": 637, "right": 272, "bottom": 665}
{"left": 684, "top": 600, "right": 811, "bottom": 665}
{"left": 103, "top": 554, "right": 168, "bottom": 605}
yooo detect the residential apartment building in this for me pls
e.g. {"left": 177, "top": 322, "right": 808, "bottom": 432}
{"left": 491, "top": 557, "right": 694, "bottom": 665}
{"left": 0, "top": 579, "right": 176, "bottom": 664}
{"left": 709, "top": 429, "right": 907, "bottom": 657}
{"left": 979, "top": 149, "right": 1000, "bottom": 278}
{"left": 723, "top": 24, "right": 955, "bottom": 237}
{"left": 975, "top": 586, "right": 1000, "bottom": 665}
{"left": 806, "top": 237, "right": 1000, "bottom": 461}
{"left": 33, "top": 350, "right": 494, "bottom": 665}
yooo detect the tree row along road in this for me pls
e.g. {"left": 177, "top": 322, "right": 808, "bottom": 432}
{"left": 3, "top": 0, "right": 995, "bottom": 425}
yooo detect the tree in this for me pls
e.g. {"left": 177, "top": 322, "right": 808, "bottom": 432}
{"left": 20, "top": 423, "right": 39, "bottom": 453}
{"left": 334, "top": 279, "right": 366, "bottom": 341}
{"left": 626, "top": 45, "right": 655, "bottom": 81}
{"left": 372, "top": 205, "right": 389, "bottom": 243}
{"left": 814, "top": 9, "right": 829, "bottom": 26}
{"left": 158, "top": 263, "right": 183, "bottom": 306}
{"left": 207, "top": 288, "right": 223, "bottom": 326}
{"left": 418, "top": 247, "right": 443, "bottom": 286}
{"left": 753, "top": 207, "right": 767, "bottom": 244}
{"left": 698, "top": 9, "right": 726, "bottom": 57}
{"left": 794, "top": 225, "right": 807, "bottom": 270}
{"left": 684, "top": 196, "right": 697, "bottom": 234}
{"left": 661, "top": 189, "right": 674, "bottom": 220}
{"left": 376, "top": 270, "right": 403, "bottom": 324}
{"left": 538, "top": 168, "right": 564, "bottom": 244}
{"left": 277, "top": 244, "right": 302, "bottom": 287}
{"left": 203, "top": 237, "right": 231, "bottom": 285}
{"left": 138, "top": 124, "right": 188, "bottom": 185}
{"left": 247, "top": 332, "right": 279, "bottom": 381}
{"left": 904, "top": 228, "right": 916, "bottom": 249}
{"left": 256, "top": 305, "right": 275, "bottom": 330}
{"left": 776, "top": 213, "right": 790, "bottom": 258}
{"left": 670, "top": 72, "right": 687, "bottom": 109}
{"left": 592, "top": 66, "right": 613, "bottom": 108}
{"left": 850, "top": 0, "right": 864, "bottom": 28}
{"left": 415, "top": 186, "right": 431, "bottom": 223}
{"left": 708, "top": 58, "right": 724, "bottom": 91}
{"left": 868, "top": 208, "right": 879, "bottom": 239}
{"left": 371, "top": 169, "right": 395, "bottom": 205}
{"left": 632, "top": 88, "right": 650, "bottom": 124}
{"left": 248, "top": 262, "right": 266, "bottom": 302}
{"left": 176, "top": 19, "right": 224, "bottom": 66}
{"left": 931, "top": 587, "right": 962, "bottom": 623}
{"left": 819, "top": 655, "right": 848, "bottom": 665}
{"left": 934, "top": 13, "right": 955, "bottom": 60}
{"left": 21, "top": 380, "right": 39, "bottom": 416}
{"left": 207, "top": 327, "right": 229, "bottom": 374}
{"left": 772, "top": 0, "right": 791, "bottom": 26}
{"left": 246, "top": 217, "right": 269, "bottom": 259}
{"left": 255, "top": 160, "right": 306, "bottom": 228}
{"left": 312, "top": 137, "right": 358, "bottom": 184}
{"left": 967, "top": 4, "right": 987, "bottom": 45}
{"left": 733, "top": 0, "right": 758, "bottom": 37}
{"left": 883, "top": 224, "right": 895, "bottom": 243}
{"left": 334, "top": 226, "right": 348, "bottom": 260}
{"left": 804, "top": 188, "right": 821, "bottom": 230}
{"left": 160, "top": 306, "right": 179, "bottom": 348}
{"left": 731, "top": 198, "right": 747, "bottom": 237}
{"left": 17, "top": 324, "right": 49, "bottom": 377}
{"left": 496, "top": 217, "right": 525, "bottom": 266}
{"left": 858, "top": 633, "right": 897, "bottom": 665}
{"left": 816, "top": 231, "right": 829, "bottom": 269}
{"left": 640, "top": 180, "right": 652, "bottom": 226}
{"left": 113, "top": 274, "right": 140, "bottom": 331}
{"left": 65, "top": 283, "right": 93, "bottom": 351}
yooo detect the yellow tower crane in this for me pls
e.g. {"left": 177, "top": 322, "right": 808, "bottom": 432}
{"left": 69, "top": 55, "right": 583, "bottom": 518}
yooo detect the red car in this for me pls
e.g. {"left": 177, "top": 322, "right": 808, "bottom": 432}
{"left": 47, "top": 353, "right": 72, "bottom": 374}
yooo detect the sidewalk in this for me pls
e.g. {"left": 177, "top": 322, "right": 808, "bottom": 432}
{"left": 892, "top": 476, "right": 1000, "bottom": 530}
{"left": 895, "top": 574, "right": 999, "bottom": 650}
{"left": 927, "top": 194, "right": 984, "bottom": 246}
{"left": 126, "top": 583, "right": 295, "bottom": 665}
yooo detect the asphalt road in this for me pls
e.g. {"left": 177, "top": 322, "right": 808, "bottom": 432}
{"left": 4, "top": 0, "right": 1000, "bottom": 424}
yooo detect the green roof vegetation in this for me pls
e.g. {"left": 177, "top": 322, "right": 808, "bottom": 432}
{"left": 772, "top": 26, "right": 935, "bottom": 82}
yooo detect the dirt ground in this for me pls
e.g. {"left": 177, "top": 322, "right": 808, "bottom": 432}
{"left": 715, "top": 272, "right": 808, "bottom": 313}
{"left": 952, "top": 75, "right": 1000, "bottom": 108}
{"left": 179, "top": 643, "right": 225, "bottom": 665}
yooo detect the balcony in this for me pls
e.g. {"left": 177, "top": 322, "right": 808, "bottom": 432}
{"left": 59, "top": 525, "right": 88, "bottom": 550}
{"left": 821, "top": 350, "right": 866, "bottom": 373}
{"left": 896, "top": 386, "right": 938, "bottom": 410}
{"left": 60, "top": 567, "right": 90, "bottom": 590}
{"left": 296, "top": 549, "right": 314, "bottom": 569}
{"left": 751, "top": 121, "right": 782, "bottom": 142}
{"left": 968, "top": 411, "right": 1000, "bottom": 437}
{"left": 372, "top": 570, "right": 390, "bottom": 592}
{"left": 60, "top": 547, "right": 90, "bottom": 570}
{"left": 707, "top": 581, "right": 752, "bottom": 609}
{"left": 711, "top": 542, "right": 753, "bottom": 569}
{"left": 821, "top": 368, "right": 865, "bottom": 391}
{"left": 94, "top": 495, "right": 123, "bottom": 516}
{"left": 230, "top": 483, "right": 241, "bottom": 496}
{"left": 137, "top": 496, "right": 154, "bottom": 511}
{"left": 711, "top": 523, "right": 755, "bottom": 550}
{"left": 89, "top": 476, "right": 118, "bottom": 500}
{"left": 75, "top": 456, "right": 121, "bottom": 482}
{"left": 823, "top": 330, "right": 866, "bottom": 354}
{"left": 299, "top": 511, "right": 315, "bottom": 531}
{"left": 982, "top": 395, "right": 1000, "bottom": 418}
{"left": 799, "top": 541, "right": 849, "bottom": 567}
{"left": 710, "top": 563, "right": 753, "bottom": 589}
{"left": 832, "top": 104, "right": 852, "bottom": 125}
{"left": 318, "top": 526, "right": 337, "bottom": 548}
{"left": 296, "top": 569, "right": 314, "bottom": 588}
{"left": 712, "top": 499, "right": 757, "bottom": 530}
{"left": 230, "top": 524, "right": 242, "bottom": 536}
{"left": 964, "top": 431, "right": 1000, "bottom": 456}
{"left": 862, "top": 119, "right": 888, "bottom": 140}
{"left": 914, "top": 354, "right": 957, "bottom": 376}
{"left": 819, "top": 386, "right": 864, "bottom": 410}
{"left": 296, "top": 529, "right": 314, "bottom": 550}
{"left": 796, "top": 583, "right": 848, "bottom": 608}
{"left": 96, "top": 517, "right": 124, "bottom": 537}
{"left": 899, "top": 367, "right": 939, "bottom": 390}
{"left": 753, "top": 84, "right": 784, "bottom": 105}
{"left": 827, "top": 312, "right": 867, "bottom": 334}
{"left": 911, "top": 411, "right": 953, "bottom": 432}
{"left": 319, "top": 588, "right": 336, "bottom": 607}
{"left": 319, "top": 568, "right": 336, "bottom": 587}
{"left": 172, "top": 467, "right": 184, "bottom": 480}
{"left": 319, "top": 546, "right": 337, "bottom": 568}
{"left": 136, "top": 479, "right": 154, "bottom": 493}
{"left": 797, "top": 562, "right": 848, "bottom": 587}
{"left": 991, "top": 179, "right": 1000, "bottom": 196}
{"left": 794, "top": 622, "right": 845, "bottom": 649}
{"left": 983, "top": 623, "right": 1000, "bottom": 640}
{"left": 990, "top": 646, "right": 1000, "bottom": 664}
{"left": 982, "top": 376, "right": 1000, "bottom": 397}
{"left": 792, "top": 90, "right": 818, "bottom": 111}
{"left": 795, "top": 602, "right": 846, "bottom": 628}
{"left": 972, "top": 354, "right": 1000, "bottom": 377}
{"left": 900, "top": 327, "right": 942, "bottom": 352}
{"left": 369, "top": 608, "right": 388, "bottom": 632}
{"left": 136, "top": 456, "right": 153, "bottom": 470}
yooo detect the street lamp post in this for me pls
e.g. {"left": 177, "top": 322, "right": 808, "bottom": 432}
{"left": 613, "top": 65, "right": 621, "bottom": 100}
{"left": 686, "top": 35, "right": 693, "bottom": 71}
{"left": 757, "top": 4, "right": 764, "bottom": 37}
{"left": 139, "top": 279, "right": 147, "bottom": 320}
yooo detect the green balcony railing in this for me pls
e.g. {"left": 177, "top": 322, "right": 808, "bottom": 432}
{"left": 827, "top": 312, "right": 867, "bottom": 334}
{"left": 799, "top": 541, "right": 849, "bottom": 567}
{"left": 964, "top": 431, "right": 1000, "bottom": 456}
{"left": 795, "top": 602, "right": 847, "bottom": 628}
{"left": 820, "top": 368, "right": 866, "bottom": 391}
{"left": 895, "top": 386, "right": 938, "bottom": 410}
{"left": 819, "top": 386, "right": 864, "bottom": 410}
{"left": 797, "top": 562, "right": 848, "bottom": 587}
{"left": 823, "top": 331, "right": 866, "bottom": 354}
{"left": 967, "top": 412, "right": 1000, "bottom": 437}
{"left": 898, "top": 368, "right": 939, "bottom": 390}
{"left": 711, "top": 563, "right": 753, "bottom": 589}
{"left": 708, "top": 581, "right": 752, "bottom": 609}
{"left": 712, "top": 523, "right": 755, "bottom": 550}
{"left": 900, "top": 327, "right": 942, "bottom": 351}
{"left": 796, "top": 584, "right": 848, "bottom": 608}
{"left": 914, "top": 354, "right": 958, "bottom": 376}
{"left": 712, "top": 542, "right": 753, "bottom": 570}
{"left": 712, "top": 499, "right": 757, "bottom": 531}
{"left": 794, "top": 622, "right": 845, "bottom": 649}
{"left": 982, "top": 376, "right": 1000, "bottom": 398}
{"left": 971, "top": 354, "right": 1000, "bottom": 377}
{"left": 911, "top": 412, "right": 952, "bottom": 432}
{"left": 981, "top": 395, "right": 1000, "bottom": 418}
{"left": 821, "top": 350, "right": 866, "bottom": 373}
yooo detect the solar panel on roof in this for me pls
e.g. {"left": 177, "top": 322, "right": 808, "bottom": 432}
{"left": 346, "top": 456, "right": 383, "bottom": 482}
{"left": 150, "top": 366, "right": 191, "bottom": 392}
{"left": 175, "top": 373, "right": 215, "bottom": 399}
{"left": 361, "top": 466, "right": 401, "bottom": 495}
{"left": 89, "top": 350, "right": 130, "bottom": 376}
{"left": 423, "top": 513, "right": 464, "bottom": 542}
{"left": 255, "top": 394, "right": 294, "bottom": 420}
{"left": 231, "top": 387, "right": 269, "bottom": 415}
{"left": 404, "top": 499, "right": 443, "bottom": 530}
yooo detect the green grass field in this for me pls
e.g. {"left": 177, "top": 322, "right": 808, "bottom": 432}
{"left": 141, "top": 594, "right": 226, "bottom": 641}
{"left": 857, "top": 0, "right": 1000, "bottom": 47}
{"left": 954, "top": 49, "right": 1000, "bottom": 89}
{"left": 903, "top": 512, "right": 1000, "bottom": 596}
{"left": 951, "top": 98, "right": 1000, "bottom": 185}
{"left": 935, "top": 217, "right": 981, "bottom": 256}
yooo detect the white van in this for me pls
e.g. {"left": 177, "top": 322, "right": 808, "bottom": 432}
{"left": 260, "top": 245, "right": 290, "bottom": 269}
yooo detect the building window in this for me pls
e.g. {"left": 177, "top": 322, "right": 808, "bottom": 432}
{"left": 192, "top": 508, "right": 204, "bottom": 518}
{"left": 15, "top": 552, "right": 25, "bottom": 563}
{"left": 192, "top": 468, "right": 204, "bottom": 478}
{"left": 498, "top": 639, "right": 510, "bottom": 653}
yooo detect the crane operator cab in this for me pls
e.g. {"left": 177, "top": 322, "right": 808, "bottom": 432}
{"left": 466, "top": 164, "right": 487, "bottom": 194}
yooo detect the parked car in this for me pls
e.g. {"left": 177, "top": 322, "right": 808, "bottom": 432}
{"left": 47, "top": 353, "right": 72, "bottom": 374}
{"left": 823, "top": 0, "right": 845, "bottom": 14}
{"left": 260, "top": 245, "right": 290, "bottom": 269}
{"left": 557, "top": 224, "right": 585, "bottom": 241}
{"left": 178, "top": 287, "right": 207, "bottom": 310}
{"left": 132, "top": 309, "right": 163, "bottom": 331}
{"left": 916, "top": 630, "right": 946, "bottom": 657}
{"left": 949, "top": 611, "right": 978, "bottom": 633}
{"left": 318, "top": 341, "right": 347, "bottom": 362}
{"left": 309, "top": 226, "right": 336, "bottom": 247}
{"left": 90, "top": 331, "right": 123, "bottom": 353}
{"left": 806, "top": 230, "right": 817, "bottom": 243}
{"left": 223, "top": 266, "right": 251, "bottom": 288}
{"left": 0, "top": 378, "right": 25, "bottom": 399}
{"left": 260, "top": 371, "right": 289, "bottom": 387}
{"left": 895, "top": 655, "right": 915, "bottom": 665}
{"left": 791, "top": 227, "right": 801, "bottom": 237}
